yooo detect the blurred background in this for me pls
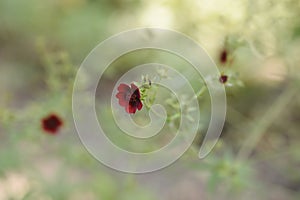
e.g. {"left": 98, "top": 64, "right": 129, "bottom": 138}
{"left": 0, "top": 0, "right": 300, "bottom": 199}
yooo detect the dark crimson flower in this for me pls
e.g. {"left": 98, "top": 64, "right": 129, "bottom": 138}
{"left": 219, "top": 74, "right": 228, "bottom": 84}
{"left": 116, "top": 83, "right": 143, "bottom": 114}
{"left": 42, "top": 113, "right": 63, "bottom": 134}
{"left": 220, "top": 49, "right": 228, "bottom": 64}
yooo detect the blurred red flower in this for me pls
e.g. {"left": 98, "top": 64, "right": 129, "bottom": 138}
{"left": 42, "top": 113, "right": 63, "bottom": 134}
{"left": 116, "top": 83, "right": 143, "bottom": 114}
{"left": 219, "top": 75, "right": 228, "bottom": 84}
{"left": 220, "top": 49, "right": 228, "bottom": 64}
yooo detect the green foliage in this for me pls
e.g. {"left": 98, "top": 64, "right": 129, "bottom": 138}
{"left": 0, "top": 0, "right": 300, "bottom": 199}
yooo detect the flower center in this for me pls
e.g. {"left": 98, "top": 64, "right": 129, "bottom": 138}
{"left": 130, "top": 93, "right": 138, "bottom": 104}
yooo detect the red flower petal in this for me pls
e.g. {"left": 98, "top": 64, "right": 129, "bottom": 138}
{"left": 130, "top": 83, "right": 138, "bottom": 91}
{"left": 137, "top": 101, "right": 143, "bottom": 110}
{"left": 126, "top": 104, "right": 137, "bottom": 114}
{"left": 130, "top": 83, "right": 140, "bottom": 98}
{"left": 118, "top": 83, "right": 130, "bottom": 92}
{"left": 116, "top": 92, "right": 128, "bottom": 106}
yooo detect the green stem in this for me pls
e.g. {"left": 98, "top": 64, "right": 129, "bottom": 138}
{"left": 195, "top": 86, "right": 207, "bottom": 99}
